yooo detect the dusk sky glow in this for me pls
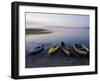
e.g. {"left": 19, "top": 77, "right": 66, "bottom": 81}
{"left": 26, "top": 12, "right": 89, "bottom": 28}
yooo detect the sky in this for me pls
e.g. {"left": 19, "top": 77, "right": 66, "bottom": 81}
{"left": 26, "top": 12, "right": 89, "bottom": 28}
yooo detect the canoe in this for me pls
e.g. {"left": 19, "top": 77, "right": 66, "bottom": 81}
{"left": 28, "top": 45, "right": 44, "bottom": 55}
{"left": 60, "top": 42, "right": 70, "bottom": 56}
{"left": 73, "top": 44, "right": 89, "bottom": 56}
{"left": 48, "top": 45, "right": 59, "bottom": 55}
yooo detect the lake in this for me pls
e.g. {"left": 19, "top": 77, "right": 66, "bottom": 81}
{"left": 25, "top": 27, "right": 89, "bottom": 68}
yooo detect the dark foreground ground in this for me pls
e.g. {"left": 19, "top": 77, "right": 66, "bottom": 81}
{"left": 25, "top": 48, "right": 89, "bottom": 68}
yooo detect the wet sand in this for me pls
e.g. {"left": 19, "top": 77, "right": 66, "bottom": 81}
{"left": 25, "top": 48, "right": 89, "bottom": 68}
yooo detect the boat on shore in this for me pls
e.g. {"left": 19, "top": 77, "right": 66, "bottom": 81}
{"left": 60, "top": 42, "right": 70, "bottom": 56}
{"left": 48, "top": 45, "right": 59, "bottom": 55}
{"left": 28, "top": 45, "right": 44, "bottom": 55}
{"left": 73, "top": 44, "right": 89, "bottom": 56}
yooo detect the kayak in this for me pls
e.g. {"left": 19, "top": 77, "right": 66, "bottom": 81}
{"left": 73, "top": 44, "right": 89, "bottom": 56}
{"left": 60, "top": 42, "right": 70, "bottom": 56}
{"left": 48, "top": 45, "right": 59, "bottom": 55}
{"left": 28, "top": 45, "right": 44, "bottom": 55}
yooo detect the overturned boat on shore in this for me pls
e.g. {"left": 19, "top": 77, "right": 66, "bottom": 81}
{"left": 73, "top": 44, "right": 89, "bottom": 56}
{"left": 28, "top": 45, "right": 44, "bottom": 55}
{"left": 60, "top": 42, "right": 70, "bottom": 56}
{"left": 48, "top": 45, "right": 59, "bottom": 55}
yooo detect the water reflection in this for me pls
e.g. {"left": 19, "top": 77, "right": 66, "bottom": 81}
{"left": 26, "top": 28, "right": 89, "bottom": 52}
{"left": 25, "top": 27, "right": 89, "bottom": 68}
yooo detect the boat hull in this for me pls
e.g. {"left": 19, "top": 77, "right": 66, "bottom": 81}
{"left": 28, "top": 45, "right": 44, "bottom": 55}
{"left": 48, "top": 46, "right": 59, "bottom": 55}
{"left": 60, "top": 47, "right": 70, "bottom": 56}
{"left": 73, "top": 44, "right": 89, "bottom": 56}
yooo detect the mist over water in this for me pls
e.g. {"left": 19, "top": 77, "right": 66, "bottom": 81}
{"left": 26, "top": 27, "right": 89, "bottom": 52}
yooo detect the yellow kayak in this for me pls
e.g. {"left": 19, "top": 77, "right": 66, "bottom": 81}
{"left": 48, "top": 45, "right": 59, "bottom": 55}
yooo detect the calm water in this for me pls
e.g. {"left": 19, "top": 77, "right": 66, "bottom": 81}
{"left": 25, "top": 27, "right": 89, "bottom": 68}
{"left": 26, "top": 28, "right": 89, "bottom": 51}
